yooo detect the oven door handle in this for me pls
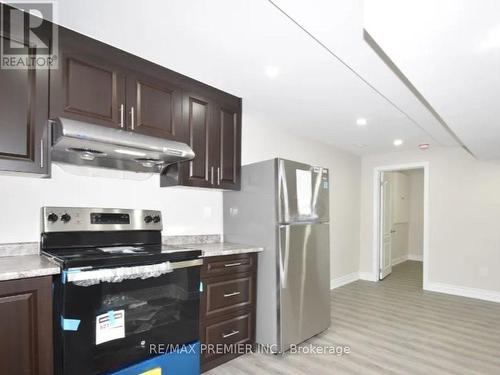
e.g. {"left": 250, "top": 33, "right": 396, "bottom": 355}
{"left": 169, "top": 259, "right": 203, "bottom": 269}
{"left": 65, "top": 258, "right": 203, "bottom": 286}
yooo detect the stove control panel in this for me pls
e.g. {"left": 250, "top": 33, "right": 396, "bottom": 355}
{"left": 41, "top": 207, "right": 163, "bottom": 232}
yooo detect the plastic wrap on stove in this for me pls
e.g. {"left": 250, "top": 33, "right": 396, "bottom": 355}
{"left": 66, "top": 261, "right": 174, "bottom": 286}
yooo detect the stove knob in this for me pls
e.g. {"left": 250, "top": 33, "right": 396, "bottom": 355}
{"left": 47, "top": 213, "right": 58, "bottom": 223}
{"left": 144, "top": 215, "right": 153, "bottom": 224}
{"left": 61, "top": 213, "right": 72, "bottom": 223}
{"left": 153, "top": 215, "right": 161, "bottom": 223}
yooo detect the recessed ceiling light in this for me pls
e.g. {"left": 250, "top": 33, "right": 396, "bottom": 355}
{"left": 356, "top": 118, "right": 367, "bottom": 126}
{"left": 353, "top": 143, "right": 367, "bottom": 148}
{"left": 393, "top": 139, "right": 404, "bottom": 147}
{"left": 265, "top": 66, "right": 279, "bottom": 78}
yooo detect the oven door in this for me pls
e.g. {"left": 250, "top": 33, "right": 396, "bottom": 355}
{"left": 54, "top": 259, "right": 202, "bottom": 375}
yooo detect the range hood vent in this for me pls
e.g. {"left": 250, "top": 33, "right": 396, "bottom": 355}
{"left": 51, "top": 118, "right": 195, "bottom": 173}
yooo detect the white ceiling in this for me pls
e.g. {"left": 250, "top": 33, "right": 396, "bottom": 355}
{"left": 364, "top": 0, "right": 500, "bottom": 160}
{"left": 53, "top": 0, "right": 463, "bottom": 156}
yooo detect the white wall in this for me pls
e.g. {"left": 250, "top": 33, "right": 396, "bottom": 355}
{"left": 242, "top": 116, "right": 362, "bottom": 280}
{"left": 360, "top": 146, "right": 500, "bottom": 294}
{"left": 386, "top": 170, "right": 423, "bottom": 265}
{"left": 0, "top": 165, "right": 222, "bottom": 243}
{"left": 408, "top": 169, "right": 424, "bottom": 260}
{"left": 385, "top": 171, "right": 409, "bottom": 264}
{"left": 391, "top": 222, "right": 409, "bottom": 264}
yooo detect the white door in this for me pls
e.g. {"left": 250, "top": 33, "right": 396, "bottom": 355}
{"left": 379, "top": 172, "right": 393, "bottom": 279}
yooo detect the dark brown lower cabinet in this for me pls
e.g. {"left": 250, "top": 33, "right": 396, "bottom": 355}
{"left": 200, "top": 253, "right": 257, "bottom": 372}
{"left": 0, "top": 276, "right": 53, "bottom": 375}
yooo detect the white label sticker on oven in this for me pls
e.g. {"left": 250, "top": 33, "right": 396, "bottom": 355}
{"left": 96, "top": 310, "right": 125, "bottom": 345}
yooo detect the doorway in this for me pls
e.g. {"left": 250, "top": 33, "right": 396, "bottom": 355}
{"left": 373, "top": 162, "right": 429, "bottom": 288}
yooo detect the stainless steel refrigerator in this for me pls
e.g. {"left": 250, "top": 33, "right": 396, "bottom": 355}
{"left": 223, "top": 158, "right": 331, "bottom": 352}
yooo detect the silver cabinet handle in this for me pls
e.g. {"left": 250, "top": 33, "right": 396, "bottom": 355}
{"left": 210, "top": 166, "right": 214, "bottom": 185}
{"left": 120, "top": 104, "right": 124, "bottom": 128}
{"left": 224, "top": 262, "right": 242, "bottom": 268}
{"left": 222, "top": 330, "right": 239, "bottom": 339}
{"left": 40, "top": 138, "right": 44, "bottom": 168}
{"left": 217, "top": 166, "right": 220, "bottom": 185}
{"left": 130, "top": 106, "right": 135, "bottom": 130}
{"left": 223, "top": 291, "right": 241, "bottom": 298}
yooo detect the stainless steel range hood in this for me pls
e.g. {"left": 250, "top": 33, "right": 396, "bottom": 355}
{"left": 50, "top": 118, "right": 195, "bottom": 173}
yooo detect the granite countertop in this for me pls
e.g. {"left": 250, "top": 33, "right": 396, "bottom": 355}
{"left": 0, "top": 235, "right": 262, "bottom": 282}
{"left": 181, "top": 242, "right": 264, "bottom": 257}
{"left": 0, "top": 254, "right": 60, "bottom": 282}
{"left": 162, "top": 235, "right": 263, "bottom": 257}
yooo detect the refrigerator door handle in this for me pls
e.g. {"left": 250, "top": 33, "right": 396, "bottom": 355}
{"left": 279, "top": 224, "right": 290, "bottom": 289}
{"left": 278, "top": 159, "right": 290, "bottom": 223}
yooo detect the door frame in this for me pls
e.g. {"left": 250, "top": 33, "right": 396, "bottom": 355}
{"left": 372, "top": 162, "right": 430, "bottom": 288}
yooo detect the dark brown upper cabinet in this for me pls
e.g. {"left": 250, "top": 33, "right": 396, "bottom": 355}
{"left": 215, "top": 100, "right": 242, "bottom": 190}
{"left": 51, "top": 29, "right": 184, "bottom": 141}
{"left": 126, "top": 73, "right": 183, "bottom": 140}
{"left": 0, "top": 7, "right": 50, "bottom": 176}
{"left": 161, "top": 90, "right": 241, "bottom": 190}
{"left": 179, "top": 91, "right": 214, "bottom": 188}
{"left": 1, "top": 9, "right": 241, "bottom": 186}
{"left": 50, "top": 30, "right": 126, "bottom": 130}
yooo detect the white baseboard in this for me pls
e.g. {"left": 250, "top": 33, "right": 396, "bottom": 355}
{"left": 330, "top": 272, "right": 359, "bottom": 289}
{"left": 392, "top": 254, "right": 423, "bottom": 265}
{"left": 408, "top": 254, "right": 423, "bottom": 261}
{"left": 332, "top": 268, "right": 500, "bottom": 304}
{"left": 425, "top": 282, "right": 500, "bottom": 304}
{"left": 391, "top": 255, "right": 408, "bottom": 266}
{"left": 359, "top": 272, "right": 377, "bottom": 282}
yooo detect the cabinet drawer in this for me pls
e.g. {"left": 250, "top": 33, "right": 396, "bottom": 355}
{"left": 202, "top": 253, "right": 256, "bottom": 278}
{"left": 203, "top": 276, "right": 253, "bottom": 318}
{"left": 201, "top": 311, "right": 253, "bottom": 362}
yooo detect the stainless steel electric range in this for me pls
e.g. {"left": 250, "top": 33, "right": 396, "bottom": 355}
{"left": 41, "top": 207, "right": 202, "bottom": 375}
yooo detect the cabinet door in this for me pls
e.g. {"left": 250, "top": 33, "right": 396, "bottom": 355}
{"left": 214, "top": 102, "right": 241, "bottom": 190}
{"left": 50, "top": 30, "right": 126, "bottom": 129}
{"left": 179, "top": 92, "right": 214, "bottom": 188}
{"left": 126, "top": 74, "right": 182, "bottom": 140}
{"left": 0, "top": 276, "right": 53, "bottom": 375}
{"left": 0, "top": 25, "right": 49, "bottom": 175}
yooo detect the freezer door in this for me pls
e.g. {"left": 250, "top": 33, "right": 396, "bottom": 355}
{"left": 277, "top": 159, "right": 329, "bottom": 224}
{"left": 278, "top": 223, "right": 330, "bottom": 352}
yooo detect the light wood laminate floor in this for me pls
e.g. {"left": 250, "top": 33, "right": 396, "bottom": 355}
{"left": 207, "top": 261, "right": 500, "bottom": 374}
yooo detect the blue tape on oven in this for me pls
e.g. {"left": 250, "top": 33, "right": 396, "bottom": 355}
{"left": 108, "top": 310, "right": 116, "bottom": 326}
{"left": 62, "top": 268, "right": 83, "bottom": 284}
{"left": 61, "top": 316, "right": 81, "bottom": 331}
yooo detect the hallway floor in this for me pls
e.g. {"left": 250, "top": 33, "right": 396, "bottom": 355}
{"left": 207, "top": 261, "right": 500, "bottom": 374}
